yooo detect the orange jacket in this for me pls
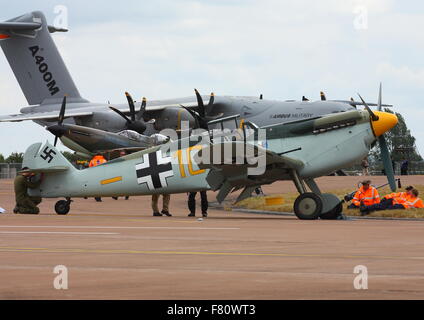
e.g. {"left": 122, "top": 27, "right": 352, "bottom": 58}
{"left": 384, "top": 192, "right": 407, "bottom": 200}
{"left": 89, "top": 155, "right": 106, "bottom": 167}
{"left": 352, "top": 186, "right": 380, "bottom": 206}
{"left": 403, "top": 196, "right": 424, "bottom": 209}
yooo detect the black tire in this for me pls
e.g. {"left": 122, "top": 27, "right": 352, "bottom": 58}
{"left": 55, "top": 200, "right": 70, "bottom": 215}
{"left": 320, "top": 201, "right": 343, "bottom": 220}
{"left": 293, "top": 193, "right": 323, "bottom": 220}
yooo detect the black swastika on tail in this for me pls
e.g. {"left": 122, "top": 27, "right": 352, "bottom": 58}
{"left": 40, "top": 146, "right": 57, "bottom": 163}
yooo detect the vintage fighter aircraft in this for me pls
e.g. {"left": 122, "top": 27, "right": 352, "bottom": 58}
{"left": 20, "top": 87, "right": 398, "bottom": 220}
{"left": 0, "top": 11, "right": 391, "bottom": 145}
{"left": 45, "top": 96, "right": 170, "bottom": 158}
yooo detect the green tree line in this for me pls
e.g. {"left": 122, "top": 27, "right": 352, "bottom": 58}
{"left": 0, "top": 151, "right": 81, "bottom": 163}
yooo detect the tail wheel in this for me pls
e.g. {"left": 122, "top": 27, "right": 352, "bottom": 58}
{"left": 55, "top": 200, "right": 70, "bottom": 215}
{"left": 293, "top": 193, "right": 323, "bottom": 220}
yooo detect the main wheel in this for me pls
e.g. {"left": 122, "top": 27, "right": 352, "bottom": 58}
{"left": 55, "top": 200, "right": 70, "bottom": 215}
{"left": 293, "top": 193, "right": 323, "bottom": 220}
{"left": 320, "top": 201, "right": 343, "bottom": 220}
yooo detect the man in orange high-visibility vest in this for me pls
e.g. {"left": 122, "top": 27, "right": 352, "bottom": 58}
{"left": 89, "top": 154, "right": 107, "bottom": 202}
{"left": 382, "top": 185, "right": 413, "bottom": 202}
{"left": 403, "top": 189, "right": 424, "bottom": 209}
{"left": 360, "top": 188, "right": 424, "bottom": 215}
{"left": 89, "top": 154, "right": 107, "bottom": 168}
{"left": 348, "top": 180, "right": 380, "bottom": 209}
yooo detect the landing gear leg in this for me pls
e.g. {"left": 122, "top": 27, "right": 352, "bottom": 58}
{"left": 55, "top": 197, "right": 72, "bottom": 215}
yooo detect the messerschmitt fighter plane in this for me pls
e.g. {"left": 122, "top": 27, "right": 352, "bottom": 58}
{"left": 0, "top": 10, "right": 391, "bottom": 156}
{"left": 20, "top": 85, "right": 398, "bottom": 220}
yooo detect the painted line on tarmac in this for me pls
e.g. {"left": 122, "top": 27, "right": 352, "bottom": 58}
{"left": 0, "top": 231, "right": 119, "bottom": 235}
{"left": 0, "top": 225, "right": 240, "bottom": 230}
{"left": 0, "top": 246, "right": 422, "bottom": 261}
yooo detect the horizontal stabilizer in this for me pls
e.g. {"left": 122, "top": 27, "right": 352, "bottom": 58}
{"left": 20, "top": 166, "right": 69, "bottom": 174}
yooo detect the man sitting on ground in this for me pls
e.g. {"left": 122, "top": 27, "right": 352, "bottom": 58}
{"left": 360, "top": 188, "right": 424, "bottom": 215}
{"left": 348, "top": 180, "right": 380, "bottom": 209}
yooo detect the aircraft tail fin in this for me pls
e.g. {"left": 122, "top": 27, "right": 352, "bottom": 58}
{"left": 0, "top": 11, "right": 88, "bottom": 105}
{"left": 22, "top": 142, "right": 76, "bottom": 174}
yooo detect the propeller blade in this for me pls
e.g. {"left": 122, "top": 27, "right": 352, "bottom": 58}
{"left": 125, "top": 92, "right": 136, "bottom": 121}
{"left": 136, "top": 97, "right": 147, "bottom": 121}
{"left": 109, "top": 106, "right": 132, "bottom": 124}
{"left": 58, "top": 95, "right": 67, "bottom": 125}
{"left": 54, "top": 136, "right": 58, "bottom": 147}
{"left": 357, "top": 93, "right": 379, "bottom": 121}
{"left": 377, "top": 82, "right": 382, "bottom": 111}
{"left": 379, "top": 135, "right": 397, "bottom": 191}
{"left": 320, "top": 91, "right": 326, "bottom": 101}
{"left": 208, "top": 92, "right": 214, "bottom": 106}
{"left": 194, "top": 89, "right": 205, "bottom": 117}
{"left": 180, "top": 104, "right": 200, "bottom": 127}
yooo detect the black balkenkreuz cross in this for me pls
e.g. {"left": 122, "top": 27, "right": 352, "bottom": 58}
{"left": 135, "top": 150, "right": 173, "bottom": 191}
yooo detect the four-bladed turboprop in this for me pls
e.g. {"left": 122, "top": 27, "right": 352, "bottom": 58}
{"left": 109, "top": 92, "right": 148, "bottom": 134}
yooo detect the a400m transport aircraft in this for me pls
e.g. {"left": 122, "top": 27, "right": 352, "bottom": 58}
{"left": 0, "top": 11, "right": 390, "bottom": 145}
{"left": 20, "top": 92, "right": 398, "bottom": 220}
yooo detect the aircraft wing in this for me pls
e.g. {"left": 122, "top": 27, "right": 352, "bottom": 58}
{"left": 195, "top": 141, "right": 304, "bottom": 203}
{"left": 0, "top": 110, "right": 93, "bottom": 122}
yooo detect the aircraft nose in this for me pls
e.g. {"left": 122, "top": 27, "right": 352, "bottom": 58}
{"left": 371, "top": 111, "right": 398, "bottom": 137}
{"left": 46, "top": 124, "right": 67, "bottom": 137}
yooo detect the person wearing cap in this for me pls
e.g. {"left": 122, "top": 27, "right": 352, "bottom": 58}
{"left": 348, "top": 180, "right": 380, "bottom": 209}
{"left": 360, "top": 188, "right": 423, "bottom": 215}
{"left": 13, "top": 167, "right": 43, "bottom": 214}
{"left": 381, "top": 186, "right": 414, "bottom": 203}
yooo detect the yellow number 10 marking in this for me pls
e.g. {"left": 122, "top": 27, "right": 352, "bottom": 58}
{"left": 175, "top": 145, "right": 206, "bottom": 178}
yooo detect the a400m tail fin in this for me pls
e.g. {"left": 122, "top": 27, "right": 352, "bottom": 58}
{"left": 0, "top": 11, "right": 88, "bottom": 105}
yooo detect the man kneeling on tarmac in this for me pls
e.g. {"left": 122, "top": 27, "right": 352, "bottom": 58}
{"left": 348, "top": 180, "right": 380, "bottom": 209}
{"left": 13, "top": 167, "right": 43, "bottom": 214}
{"left": 360, "top": 187, "right": 424, "bottom": 216}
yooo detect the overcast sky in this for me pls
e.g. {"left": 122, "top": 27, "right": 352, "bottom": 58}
{"left": 1, "top": 0, "right": 424, "bottom": 157}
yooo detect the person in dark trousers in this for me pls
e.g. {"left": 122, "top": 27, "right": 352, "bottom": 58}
{"left": 188, "top": 191, "right": 208, "bottom": 217}
{"left": 401, "top": 160, "right": 409, "bottom": 175}
{"left": 13, "top": 167, "right": 43, "bottom": 214}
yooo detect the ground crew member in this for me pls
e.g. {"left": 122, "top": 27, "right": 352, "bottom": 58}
{"left": 13, "top": 167, "right": 43, "bottom": 214}
{"left": 360, "top": 188, "right": 423, "bottom": 215}
{"left": 404, "top": 189, "right": 424, "bottom": 209}
{"left": 348, "top": 180, "right": 380, "bottom": 209}
{"left": 361, "top": 157, "right": 369, "bottom": 176}
{"left": 381, "top": 186, "right": 413, "bottom": 203}
{"left": 152, "top": 194, "right": 172, "bottom": 216}
{"left": 89, "top": 154, "right": 107, "bottom": 202}
{"left": 188, "top": 191, "right": 208, "bottom": 217}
